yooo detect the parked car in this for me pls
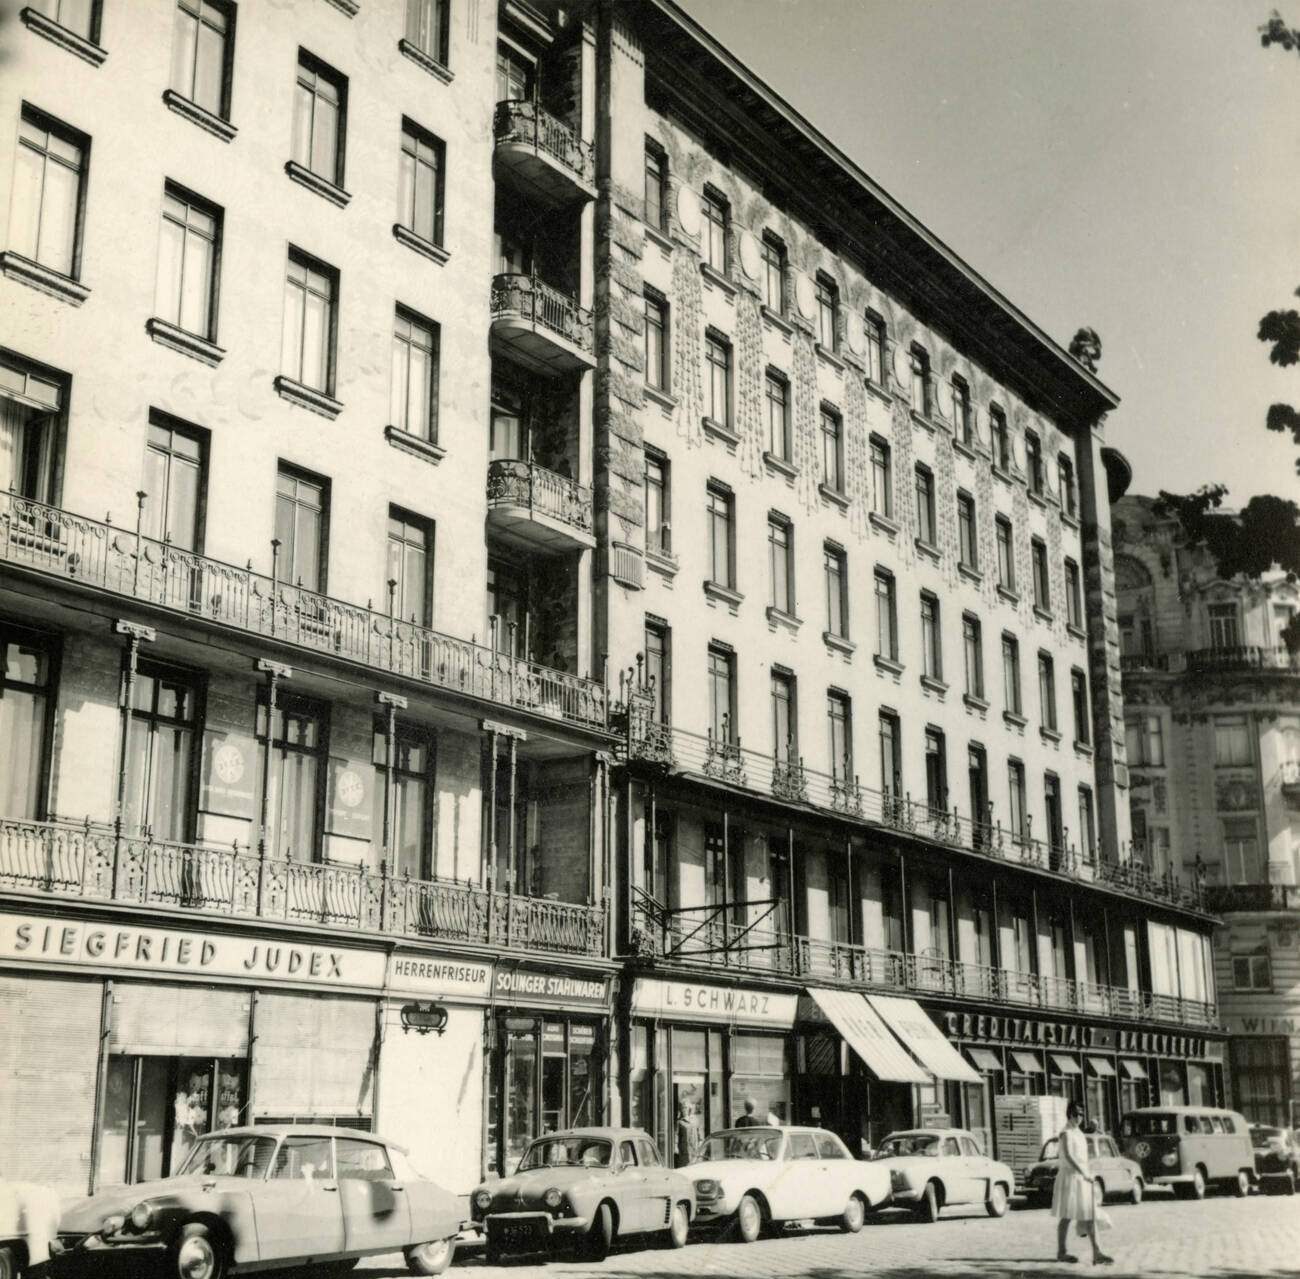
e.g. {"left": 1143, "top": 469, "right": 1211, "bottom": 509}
{"left": 469, "top": 1128, "right": 693, "bottom": 1263}
{"left": 873, "top": 1128, "right": 1015, "bottom": 1222}
{"left": 1023, "top": 1133, "right": 1145, "bottom": 1207}
{"left": 1119, "top": 1106, "right": 1257, "bottom": 1199}
{"left": 1249, "top": 1124, "right": 1300, "bottom": 1195}
{"left": 0, "top": 1181, "right": 61, "bottom": 1278}
{"left": 687, "top": 1125, "right": 890, "bottom": 1242}
{"left": 48, "top": 1125, "right": 461, "bottom": 1278}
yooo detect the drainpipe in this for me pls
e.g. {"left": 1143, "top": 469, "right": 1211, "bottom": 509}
{"left": 88, "top": 979, "right": 113, "bottom": 1194}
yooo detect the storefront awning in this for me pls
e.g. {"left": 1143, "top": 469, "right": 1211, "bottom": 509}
{"left": 1050, "top": 1053, "right": 1082, "bottom": 1075}
{"left": 967, "top": 1047, "right": 1003, "bottom": 1073}
{"left": 1011, "top": 1050, "right": 1045, "bottom": 1073}
{"left": 1120, "top": 1059, "right": 1148, "bottom": 1081}
{"left": 1087, "top": 1057, "right": 1117, "bottom": 1077}
{"left": 805, "top": 988, "right": 930, "bottom": 1084}
{"left": 865, "top": 994, "right": 981, "bottom": 1083}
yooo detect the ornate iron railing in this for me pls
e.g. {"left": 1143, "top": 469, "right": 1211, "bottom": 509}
{"left": 491, "top": 273, "right": 594, "bottom": 356}
{"left": 0, "top": 816, "right": 606, "bottom": 956}
{"left": 1204, "top": 882, "right": 1300, "bottom": 913}
{"left": 1185, "top": 645, "right": 1300, "bottom": 674}
{"left": 486, "top": 459, "right": 593, "bottom": 534}
{"left": 493, "top": 99, "right": 595, "bottom": 188}
{"left": 0, "top": 491, "right": 607, "bottom": 730}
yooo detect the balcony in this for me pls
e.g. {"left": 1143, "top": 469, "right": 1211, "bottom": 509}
{"left": 1185, "top": 645, "right": 1300, "bottom": 674}
{"left": 486, "top": 459, "right": 595, "bottom": 553}
{"left": 1120, "top": 652, "right": 1167, "bottom": 674}
{"left": 628, "top": 893, "right": 1216, "bottom": 1030}
{"left": 0, "top": 491, "right": 608, "bottom": 731}
{"left": 493, "top": 100, "right": 596, "bottom": 205}
{"left": 1280, "top": 759, "right": 1300, "bottom": 803}
{"left": 0, "top": 816, "right": 606, "bottom": 957}
{"left": 490, "top": 274, "right": 595, "bottom": 374}
{"left": 617, "top": 718, "right": 1208, "bottom": 915}
{"left": 1204, "top": 882, "right": 1300, "bottom": 913}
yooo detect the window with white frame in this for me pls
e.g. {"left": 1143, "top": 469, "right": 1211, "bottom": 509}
{"left": 170, "top": 0, "right": 234, "bottom": 119}
{"left": 824, "top": 543, "right": 848, "bottom": 639}
{"left": 1208, "top": 602, "right": 1240, "bottom": 650}
{"left": 705, "top": 331, "right": 731, "bottom": 428}
{"left": 915, "top": 465, "right": 936, "bottom": 545}
{"left": 1232, "top": 949, "right": 1271, "bottom": 991}
{"left": 1222, "top": 817, "right": 1262, "bottom": 884}
{"left": 1002, "top": 633, "right": 1022, "bottom": 716}
{"left": 398, "top": 119, "right": 445, "bottom": 247}
{"left": 1214, "top": 714, "right": 1252, "bottom": 766}
{"left": 702, "top": 187, "right": 728, "bottom": 274}
{"left": 875, "top": 569, "right": 898, "bottom": 662}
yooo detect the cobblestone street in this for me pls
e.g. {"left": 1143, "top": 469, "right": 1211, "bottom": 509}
{"left": 352, "top": 1193, "right": 1300, "bottom": 1279}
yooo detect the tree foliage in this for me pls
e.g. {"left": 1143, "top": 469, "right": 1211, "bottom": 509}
{"left": 1260, "top": 9, "right": 1300, "bottom": 50}
{"left": 1154, "top": 486, "right": 1300, "bottom": 577}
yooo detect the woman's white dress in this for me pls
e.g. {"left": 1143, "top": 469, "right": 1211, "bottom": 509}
{"left": 1051, "top": 1127, "right": 1094, "bottom": 1221}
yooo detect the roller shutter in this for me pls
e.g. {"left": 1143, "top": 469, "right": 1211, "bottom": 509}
{"left": 252, "top": 991, "right": 376, "bottom": 1121}
{"left": 0, "top": 972, "right": 101, "bottom": 1193}
{"left": 111, "top": 982, "right": 250, "bottom": 1056}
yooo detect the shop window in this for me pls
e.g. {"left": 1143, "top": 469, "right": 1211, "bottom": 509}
{"left": 730, "top": 1032, "right": 789, "bottom": 1134}
{"left": 1230, "top": 1037, "right": 1289, "bottom": 1127}
{"left": 0, "top": 622, "right": 57, "bottom": 820}
{"left": 123, "top": 661, "right": 201, "bottom": 844}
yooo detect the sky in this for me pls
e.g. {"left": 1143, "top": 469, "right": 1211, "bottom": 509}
{"left": 676, "top": 0, "right": 1300, "bottom": 506}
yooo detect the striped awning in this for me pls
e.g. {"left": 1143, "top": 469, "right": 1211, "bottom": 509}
{"left": 805, "top": 988, "right": 930, "bottom": 1084}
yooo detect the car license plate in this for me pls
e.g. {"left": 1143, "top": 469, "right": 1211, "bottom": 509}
{"left": 489, "top": 1215, "right": 551, "bottom": 1253}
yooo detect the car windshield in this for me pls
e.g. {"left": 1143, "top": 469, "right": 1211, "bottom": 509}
{"left": 876, "top": 1134, "right": 938, "bottom": 1158}
{"left": 519, "top": 1137, "right": 612, "bottom": 1171}
{"left": 175, "top": 1134, "right": 278, "bottom": 1179}
{"left": 696, "top": 1130, "right": 783, "bottom": 1162}
{"left": 1121, "top": 1114, "right": 1176, "bottom": 1137}
{"left": 1251, "top": 1127, "right": 1284, "bottom": 1143}
{"left": 1040, "top": 1138, "right": 1059, "bottom": 1160}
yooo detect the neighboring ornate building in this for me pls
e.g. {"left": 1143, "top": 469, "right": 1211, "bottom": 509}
{"left": 1115, "top": 494, "right": 1300, "bottom": 1127}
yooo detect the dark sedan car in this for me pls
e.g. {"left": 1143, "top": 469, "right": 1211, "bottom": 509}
{"left": 1250, "top": 1125, "right": 1300, "bottom": 1194}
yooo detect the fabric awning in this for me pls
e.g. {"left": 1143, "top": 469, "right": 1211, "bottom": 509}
{"left": 1120, "top": 1059, "right": 1148, "bottom": 1080}
{"left": 865, "top": 994, "right": 981, "bottom": 1083}
{"left": 805, "top": 988, "right": 931, "bottom": 1084}
{"left": 1011, "top": 1050, "right": 1045, "bottom": 1073}
{"left": 1050, "top": 1053, "right": 1082, "bottom": 1074}
{"left": 967, "top": 1047, "right": 1003, "bottom": 1073}
{"left": 1087, "top": 1056, "right": 1117, "bottom": 1077}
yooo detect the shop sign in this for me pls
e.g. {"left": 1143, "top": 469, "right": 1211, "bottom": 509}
{"left": 327, "top": 758, "right": 373, "bottom": 840}
{"left": 0, "top": 910, "right": 387, "bottom": 991}
{"left": 387, "top": 953, "right": 492, "bottom": 1001}
{"left": 199, "top": 730, "right": 257, "bottom": 819}
{"left": 1223, "top": 1015, "right": 1298, "bottom": 1037}
{"left": 493, "top": 965, "right": 609, "bottom": 1008}
{"left": 1115, "top": 1028, "right": 1208, "bottom": 1059}
{"left": 944, "top": 1011, "right": 1102, "bottom": 1049}
{"left": 630, "top": 977, "right": 798, "bottom": 1028}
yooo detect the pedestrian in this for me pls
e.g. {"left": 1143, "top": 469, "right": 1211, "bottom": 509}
{"left": 766, "top": 1101, "right": 785, "bottom": 1127}
{"left": 1052, "top": 1100, "right": 1113, "bottom": 1265}
{"left": 735, "top": 1098, "right": 760, "bottom": 1128}
{"left": 675, "top": 1102, "right": 697, "bottom": 1166}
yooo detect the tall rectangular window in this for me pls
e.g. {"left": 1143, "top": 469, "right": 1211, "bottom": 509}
{"left": 707, "top": 644, "right": 735, "bottom": 743}
{"left": 820, "top": 405, "right": 843, "bottom": 492}
{"left": 644, "top": 620, "right": 670, "bottom": 724}
{"left": 155, "top": 183, "right": 220, "bottom": 340}
{"left": 770, "top": 669, "right": 796, "bottom": 761}
{"left": 702, "top": 188, "right": 728, "bottom": 273}
{"left": 706, "top": 482, "right": 733, "bottom": 589}
{"left": 1214, "top": 715, "right": 1252, "bottom": 766}
{"left": 10, "top": 107, "right": 87, "bottom": 279}
{"left": 1025, "top": 430, "right": 1043, "bottom": 494}
{"left": 170, "top": 0, "right": 233, "bottom": 120}
{"left": 405, "top": 0, "right": 449, "bottom": 65}
{"left": 373, "top": 721, "right": 433, "bottom": 878}
{"left": 864, "top": 311, "right": 885, "bottom": 386}
{"left": 255, "top": 693, "right": 325, "bottom": 860}
{"left": 1044, "top": 773, "right": 1063, "bottom": 852}
{"left": 644, "top": 291, "right": 668, "bottom": 391}
{"left": 705, "top": 331, "right": 731, "bottom": 428}
{"left": 1065, "top": 559, "right": 1082, "bottom": 628}
{"left": 644, "top": 449, "right": 670, "bottom": 557}
{"left": 952, "top": 376, "right": 972, "bottom": 444}
{"left": 920, "top": 592, "right": 942, "bottom": 680}
{"left": 963, "top": 614, "right": 983, "bottom": 700}
{"left": 1008, "top": 759, "right": 1027, "bottom": 842}
{"left": 1071, "top": 669, "right": 1090, "bottom": 745}
{"left": 390, "top": 308, "right": 439, "bottom": 442}
{"left": 824, "top": 543, "right": 848, "bottom": 639}
{"left": 1058, "top": 454, "right": 1077, "bottom": 516}
{"left": 925, "top": 727, "right": 947, "bottom": 811}
{"left": 1125, "top": 714, "right": 1165, "bottom": 767}
{"left": 275, "top": 465, "right": 328, "bottom": 593}
{"left": 1002, "top": 633, "right": 1022, "bottom": 716}
{"left": 870, "top": 436, "right": 892, "bottom": 518}
{"left": 874, "top": 569, "right": 897, "bottom": 661}
{"left": 915, "top": 465, "right": 936, "bottom": 544}
{"left": 292, "top": 52, "right": 347, "bottom": 187}
{"left": 386, "top": 506, "right": 433, "bottom": 626}
{"left": 281, "top": 249, "right": 337, "bottom": 394}
{"left": 1208, "top": 603, "right": 1240, "bottom": 650}
{"left": 398, "top": 119, "right": 445, "bottom": 247}
{"left": 1077, "top": 785, "right": 1096, "bottom": 862}
{"left": 879, "top": 711, "right": 901, "bottom": 797}
{"left": 990, "top": 406, "right": 1010, "bottom": 470}
{"left": 815, "top": 273, "right": 838, "bottom": 350}
{"left": 123, "top": 662, "right": 198, "bottom": 842}
{"left": 996, "top": 517, "right": 1015, "bottom": 590}
{"left": 0, "top": 625, "right": 55, "bottom": 820}
{"left": 1223, "top": 818, "right": 1262, "bottom": 884}
{"left": 910, "top": 345, "right": 931, "bottom": 416}
{"left": 767, "top": 516, "right": 793, "bottom": 615}
{"left": 31, "top": 0, "right": 99, "bottom": 39}
{"left": 765, "top": 370, "right": 789, "bottom": 460}
{"left": 143, "top": 413, "right": 206, "bottom": 552}
{"left": 1038, "top": 652, "right": 1057, "bottom": 732}
{"left": 827, "top": 691, "right": 851, "bottom": 781}
{"left": 1031, "top": 538, "right": 1050, "bottom": 610}
{"left": 761, "top": 232, "right": 785, "bottom": 313}
{"left": 643, "top": 141, "right": 667, "bottom": 232}
{"left": 957, "top": 491, "right": 977, "bottom": 569}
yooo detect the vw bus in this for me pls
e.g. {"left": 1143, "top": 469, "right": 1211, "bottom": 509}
{"left": 1118, "top": 1106, "right": 1256, "bottom": 1199}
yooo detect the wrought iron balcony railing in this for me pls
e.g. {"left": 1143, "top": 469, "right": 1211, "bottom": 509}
{"left": 0, "top": 491, "right": 608, "bottom": 730}
{"left": 1203, "top": 882, "right": 1300, "bottom": 913}
{"left": 1185, "top": 645, "right": 1300, "bottom": 674}
{"left": 493, "top": 99, "right": 595, "bottom": 188}
{"left": 491, "top": 273, "right": 594, "bottom": 357}
{"left": 0, "top": 816, "right": 606, "bottom": 957}
{"left": 486, "top": 459, "right": 593, "bottom": 534}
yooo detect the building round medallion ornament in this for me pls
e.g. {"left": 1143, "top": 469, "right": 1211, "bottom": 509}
{"left": 844, "top": 309, "right": 864, "bottom": 355}
{"left": 794, "top": 272, "right": 816, "bottom": 320}
{"left": 214, "top": 743, "right": 245, "bottom": 785}
{"left": 337, "top": 769, "right": 365, "bottom": 808}
{"left": 736, "top": 228, "right": 761, "bottom": 281}
{"left": 675, "top": 184, "right": 701, "bottom": 237}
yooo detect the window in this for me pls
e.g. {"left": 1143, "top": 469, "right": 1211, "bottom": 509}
{"left": 963, "top": 614, "right": 983, "bottom": 700}
{"left": 874, "top": 569, "right": 898, "bottom": 661}
{"left": 1232, "top": 951, "right": 1272, "bottom": 991}
{"left": 390, "top": 308, "right": 439, "bottom": 442}
{"left": 702, "top": 188, "right": 728, "bottom": 274}
{"left": 1025, "top": 430, "right": 1043, "bottom": 494}
{"left": 281, "top": 250, "right": 337, "bottom": 395}
{"left": 386, "top": 507, "right": 432, "bottom": 626}
{"left": 495, "top": 41, "right": 532, "bottom": 101}
{"left": 1037, "top": 652, "right": 1057, "bottom": 732}
{"left": 255, "top": 693, "right": 326, "bottom": 859}
{"left": 1229, "top": 1038, "right": 1290, "bottom": 1129}
{"left": 30, "top": 0, "right": 99, "bottom": 39}
{"left": 1214, "top": 715, "right": 1252, "bottom": 766}
{"left": 644, "top": 620, "right": 670, "bottom": 724}
{"left": 336, "top": 1138, "right": 393, "bottom": 1181}
{"left": 952, "top": 377, "right": 972, "bottom": 444}
{"left": 864, "top": 311, "right": 885, "bottom": 386}
{"left": 761, "top": 232, "right": 785, "bottom": 313}
{"left": 405, "top": 0, "right": 449, "bottom": 66}
{"left": 1071, "top": 669, "right": 1090, "bottom": 745}
{"left": 1008, "top": 760, "right": 1027, "bottom": 842}
{"left": 705, "top": 331, "right": 731, "bottom": 428}
{"left": 154, "top": 183, "right": 220, "bottom": 340}
{"left": 1125, "top": 714, "right": 1164, "bottom": 767}
{"left": 397, "top": 119, "right": 445, "bottom": 247}
{"left": 820, "top": 405, "right": 843, "bottom": 492}
{"left": 292, "top": 52, "right": 347, "bottom": 187}
{"left": 123, "top": 663, "right": 199, "bottom": 842}
{"left": 1031, "top": 538, "right": 1050, "bottom": 611}
{"left": 1002, "top": 634, "right": 1022, "bottom": 716}
{"left": 0, "top": 353, "right": 62, "bottom": 503}
{"left": 770, "top": 669, "right": 796, "bottom": 761}
{"left": 489, "top": 379, "right": 522, "bottom": 460}
{"left": 1065, "top": 559, "right": 1082, "bottom": 629}
{"left": 910, "top": 345, "right": 931, "bottom": 416}
{"left": 996, "top": 516, "right": 1015, "bottom": 591}
{"left": 1208, "top": 603, "right": 1240, "bottom": 650}
{"left": 824, "top": 543, "right": 848, "bottom": 639}
{"left": 10, "top": 107, "right": 87, "bottom": 279}
{"left": 1077, "top": 785, "right": 1096, "bottom": 862}
{"left": 914, "top": 465, "right": 936, "bottom": 544}
{"left": 0, "top": 624, "right": 55, "bottom": 820}
{"left": 644, "top": 450, "right": 670, "bottom": 557}
{"left": 1223, "top": 817, "right": 1262, "bottom": 884}
{"left": 869, "top": 436, "right": 892, "bottom": 518}
{"left": 1058, "top": 454, "right": 1077, "bottom": 516}
{"left": 707, "top": 645, "right": 735, "bottom": 743}
{"left": 143, "top": 413, "right": 206, "bottom": 552}
{"left": 767, "top": 516, "right": 793, "bottom": 615}
{"left": 644, "top": 141, "right": 667, "bottom": 232}
{"left": 644, "top": 290, "right": 668, "bottom": 392}
{"left": 827, "top": 691, "right": 852, "bottom": 780}
{"left": 765, "top": 370, "right": 789, "bottom": 461}
{"left": 990, "top": 405, "right": 1010, "bottom": 471}
{"left": 957, "top": 491, "right": 977, "bottom": 569}
{"left": 372, "top": 720, "right": 433, "bottom": 878}
{"left": 1044, "top": 774, "right": 1063, "bottom": 853}
{"left": 275, "top": 465, "right": 328, "bottom": 593}
{"left": 925, "top": 728, "right": 947, "bottom": 811}
{"left": 486, "top": 558, "right": 528, "bottom": 658}
{"left": 706, "top": 482, "right": 733, "bottom": 589}
{"left": 815, "top": 273, "right": 838, "bottom": 350}
{"left": 920, "top": 592, "right": 942, "bottom": 681}
{"left": 170, "top": 0, "right": 233, "bottom": 119}
{"left": 879, "top": 711, "right": 902, "bottom": 797}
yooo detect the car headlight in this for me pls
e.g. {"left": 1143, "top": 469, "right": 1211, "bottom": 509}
{"left": 543, "top": 1187, "right": 563, "bottom": 1210}
{"left": 129, "top": 1203, "right": 154, "bottom": 1232}
{"left": 1161, "top": 1153, "right": 1178, "bottom": 1167}
{"left": 100, "top": 1214, "right": 125, "bottom": 1236}
{"left": 473, "top": 1189, "right": 493, "bottom": 1212}
{"left": 693, "top": 1178, "right": 719, "bottom": 1199}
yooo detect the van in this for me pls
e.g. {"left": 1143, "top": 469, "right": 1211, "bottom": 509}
{"left": 1118, "top": 1106, "right": 1256, "bottom": 1199}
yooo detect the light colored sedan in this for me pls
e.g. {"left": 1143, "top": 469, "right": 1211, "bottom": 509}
{"left": 873, "top": 1128, "right": 1015, "bottom": 1222}
{"left": 689, "top": 1126, "right": 890, "bottom": 1242}
{"left": 1024, "top": 1133, "right": 1145, "bottom": 1206}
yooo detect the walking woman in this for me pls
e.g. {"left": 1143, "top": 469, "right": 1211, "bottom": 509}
{"left": 1052, "top": 1101, "right": 1113, "bottom": 1265}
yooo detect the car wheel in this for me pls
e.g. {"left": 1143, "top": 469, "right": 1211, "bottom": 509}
{"left": 985, "top": 1183, "right": 1009, "bottom": 1218}
{"left": 406, "top": 1238, "right": 456, "bottom": 1276}
{"left": 1129, "top": 1178, "right": 1144, "bottom": 1206}
{"left": 171, "top": 1221, "right": 227, "bottom": 1279}
{"left": 584, "top": 1202, "right": 614, "bottom": 1261}
{"left": 1190, "top": 1167, "right": 1207, "bottom": 1200}
{"left": 1286, "top": 1169, "right": 1297, "bottom": 1196}
{"left": 734, "top": 1194, "right": 763, "bottom": 1244}
{"left": 840, "top": 1193, "right": 866, "bottom": 1233}
{"left": 915, "top": 1181, "right": 941, "bottom": 1224}
{"left": 0, "top": 1244, "right": 17, "bottom": 1279}
{"left": 1234, "top": 1169, "right": 1251, "bottom": 1198}
{"left": 663, "top": 1200, "right": 690, "bottom": 1249}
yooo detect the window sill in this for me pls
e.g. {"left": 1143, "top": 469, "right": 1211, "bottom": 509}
{"left": 911, "top": 410, "right": 936, "bottom": 433}
{"left": 1039, "top": 726, "right": 1063, "bottom": 745}
{"left": 323, "top": 0, "right": 359, "bottom": 13}
{"left": 824, "top": 631, "right": 855, "bottom": 656}
{"left": 0, "top": 252, "right": 89, "bottom": 305}
{"left": 1067, "top": 622, "right": 1087, "bottom": 642}
{"left": 703, "top": 580, "right": 744, "bottom": 609}
{"left": 20, "top": 7, "right": 107, "bottom": 64}
{"left": 644, "top": 383, "right": 677, "bottom": 413}
{"left": 952, "top": 437, "right": 978, "bottom": 461}
{"left": 1003, "top": 710, "right": 1028, "bottom": 729}
{"left": 646, "top": 548, "right": 679, "bottom": 578}
{"left": 958, "top": 562, "right": 983, "bottom": 585}
{"left": 1060, "top": 510, "right": 1081, "bottom": 531}
{"left": 864, "top": 379, "right": 893, "bottom": 406}
{"left": 399, "top": 38, "right": 454, "bottom": 83}
{"left": 914, "top": 538, "right": 941, "bottom": 564}
{"left": 921, "top": 674, "right": 948, "bottom": 695}
{"left": 873, "top": 654, "right": 904, "bottom": 677}
{"left": 996, "top": 584, "right": 1020, "bottom": 605}
{"left": 385, "top": 425, "right": 445, "bottom": 465}
{"left": 1073, "top": 740, "right": 1094, "bottom": 757}
{"left": 1028, "top": 487, "right": 1048, "bottom": 508}
{"left": 819, "top": 483, "right": 850, "bottom": 510}
{"left": 1033, "top": 605, "right": 1054, "bottom": 624}
{"left": 963, "top": 693, "right": 990, "bottom": 713}
{"left": 162, "top": 89, "right": 236, "bottom": 142}
{"left": 815, "top": 343, "right": 845, "bottom": 373}
{"left": 393, "top": 223, "right": 449, "bottom": 265}
{"left": 699, "top": 261, "right": 737, "bottom": 297}
{"left": 765, "top": 606, "right": 802, "bottom": 633}
{"left": 274, "top": 374, "right": 343, "bottom": 420}
{"left": 145, "top": 317, "right": 225, "bottom": 366}
{"left": 702, "top": 417, "right": 740, "bottom": 448}
{"left": 992, "top": 464, "right": 1014, "bottom": 487}
{"left": 763, "top": 451, "right": 797, "bottom": 480}
{"left": 644, "top": 223, "right": 674, "bottom": 254}
{"left": 869, "top": 511, "right": 899, "bottom": 538}
{"left": 760, "top": 305, "right": 793, "bottom": 337}
{"left": 285, "top": 160, "right": 351, "bottom": 208}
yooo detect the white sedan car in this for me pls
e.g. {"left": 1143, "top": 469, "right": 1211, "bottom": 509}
{"left": 873, "top": 1128, "right": 1015, "bottom": 1221}
{"left": 689, "top": 1126, "right": 890, "bottom": 1242}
